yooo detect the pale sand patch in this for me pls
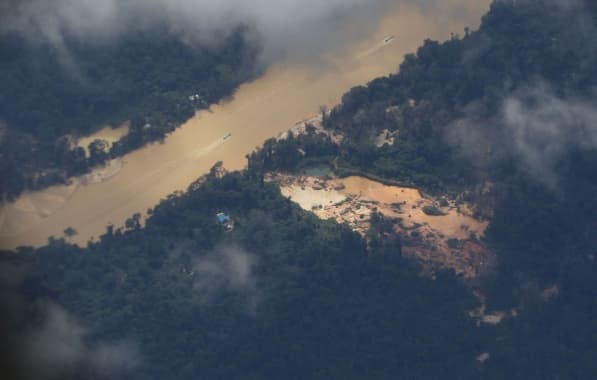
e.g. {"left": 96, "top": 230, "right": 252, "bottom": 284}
{"left": 271, "top": 173, "right": 490, "bottom": 278}
{"left": 374, "top": 129, "right": 394, "bottom": 147}
{"left": 280, "top": 185, "right": 346, "bottom": 210}
{"left": 0, "top": 0, "right": 491, "bottom": 250}
{"left": 278, "top": 114, "right": 344, "bottom": 145}
{"left": 76, "top": 122, "right": 130, "bottom": 156}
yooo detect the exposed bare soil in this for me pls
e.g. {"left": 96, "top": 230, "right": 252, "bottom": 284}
{"left": 277, "top": 114, "right": 344, "bottom": 144}
{"left": 0, "top": 0, "right": 491, "bottom": 250}
{"left": 269, "top": 173, "right": 491, "bottom": 278}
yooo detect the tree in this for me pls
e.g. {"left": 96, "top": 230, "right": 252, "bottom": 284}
{"left": 125, "top": 213, "right": 142, "bottom": 230}
{"left": 88, "top": 139, "right": 110, "bottom": 165}
{"left": 64, "top": 227, "right": 77, "bottom": 238}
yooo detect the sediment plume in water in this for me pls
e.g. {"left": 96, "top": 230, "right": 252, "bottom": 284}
{"left": 0, "top": 0, "right": 490, "bottom": 250}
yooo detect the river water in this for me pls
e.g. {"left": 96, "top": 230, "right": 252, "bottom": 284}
{"left": 0, "top": 0, "right": 489, "bottom": 249}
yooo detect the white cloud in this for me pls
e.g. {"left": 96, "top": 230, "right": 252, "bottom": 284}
{"left": 23, "top": 302, "right": 140, "bottom": 379}
{"left": 502, "top": 84, "right": 597, "bottom": 185}
{"left": 193, "top": 245, "right": 260, "bottom": 311}
{"left": 448, "top": 83, "right": 597, "bottom": 187}
{"left": 1, "top": 0, "right": 394, "bottom": 63}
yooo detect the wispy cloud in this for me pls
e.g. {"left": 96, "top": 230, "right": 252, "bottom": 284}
{"left": 0, "top": 0, "right": 394, "bottom": 64}
{"left": 449, "top": 82, "right": 597, "bottom": 187}
{"left": 193, "top": 245, "right": 260, "bottom": 312}
{"left": 23, "top": 302, "right": 140, "bottom": 380}
{"left": 502, "top": 84, "right": 597, "bottom": 185}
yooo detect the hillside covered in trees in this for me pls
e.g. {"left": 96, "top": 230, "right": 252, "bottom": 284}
{"left": 2, "top": 172, "right": 485, "bottom": 379}
{"left": 249, "top": 0, "right": 597, "bottom": 376}
{"left": 2, "top": 0, "right": 597, "bottom": 379}
{"left": 0, "top": 27, "right": 259, "bottom": 199}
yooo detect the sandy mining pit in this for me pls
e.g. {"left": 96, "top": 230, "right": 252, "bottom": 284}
{"left": 269, "top": 173, "right": 491, "bottom": 278}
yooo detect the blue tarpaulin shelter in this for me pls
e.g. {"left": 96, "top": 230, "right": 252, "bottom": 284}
{"left": 216, "top": 212, "right": 230, "bottom": 225}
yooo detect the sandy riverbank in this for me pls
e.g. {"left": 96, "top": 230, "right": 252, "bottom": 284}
{"left": 0, "top": 0, "right": 491, "bottom": 250}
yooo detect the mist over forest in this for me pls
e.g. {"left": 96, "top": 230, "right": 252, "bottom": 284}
{"left": 0, "top": 0, "right": 401, "bottom": 199}
{"left": 2, "top": 0, "right": 597, "bottom": 379}
{"left": 1, "top": 0, "right": 395, "bottom": 63}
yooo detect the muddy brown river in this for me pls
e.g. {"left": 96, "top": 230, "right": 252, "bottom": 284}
{"left": 0, "top": 0, "right": 489, "bottom": 249}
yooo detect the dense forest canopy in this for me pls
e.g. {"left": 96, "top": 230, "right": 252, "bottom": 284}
{"left": 2, "top": 173, "right": 483, "bottom": 379}
{"left": 0, "top": 0, "right": 395, "bottom": 200}
{"left": 319, "top": 0, "right": 597, "bottom": 191}
{"left": 248, "top": 0, "right": 597, "bottom": 376}
{"left": 2, "top": 0, "right": 597, "bottom": 379}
